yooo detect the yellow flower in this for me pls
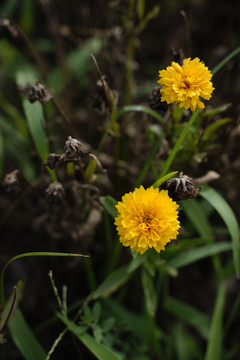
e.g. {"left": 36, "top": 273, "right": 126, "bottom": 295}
{"left": 114, "top": 186, "right": 180, "bottom": 254}
{"left": 158, "top": 57, "right": 214, "bottom": 111}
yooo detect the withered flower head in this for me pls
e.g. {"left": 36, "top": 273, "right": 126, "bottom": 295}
{"left": 161, "top": 172, "right": 200, "bottom": 201}
{"left": 2, "top": 170, "right": 21, "bottom": 194}
{"left": 45, "top": 182, "right": 65, "bottom": 203}
{"left": 18, "top": 81, "right": 53, "bottom": 105}
{"left": 42, "top": 153, "right": 62, "bottom": 169}
{"left": 64, "top": 136, "right": 84, "bottom": 156}
{"left": 148, "top": 87, "right": 168, "bottom": 112}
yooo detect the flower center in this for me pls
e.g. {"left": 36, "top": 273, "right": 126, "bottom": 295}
{"left": 142, "top": 213, "right": 153, "bottom": 227}
{"left": 182, "top": 78, "right": 190, "bottom": 89}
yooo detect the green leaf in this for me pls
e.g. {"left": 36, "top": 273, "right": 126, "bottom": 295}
{"left": 181, "top": 199, "right": 213, "bottom": 237}
{"left": 164, "top": 296, "right": 209, "bottom": 339}
{"left": 167, "top": 242, "right": 232, "bottom": 269}
{"left": 200, "top": 186, "right": 240, "bottom": 278}
{"left": 93, "top": 325, "right": 103, "bottom": 342}
{"left": 16, "top": 71, "right": 50, "bottom": 162}
{"left": 0, "top": 279, "right": 25, "bottom": 333}
{"left": 67, "top": 37, "right": 102, "bottom": 80}
{"left": 212, "top": 46, "right": 240, "bottom": 76}
{"left": 92, "top": 302, "right": 101, "bottom": 324}
{"left": 93, "top": 265, "right": 130, "bottom": 299}
{"left": 141, "top": 268, "right": 157, "bottom": 317}
{"left": 100, "top": 196, "right": 118, "bottom": 218}
{"left": 93, "top": 253, "right": 146, "bottom": 300}
{"left": 0, "top": 113, "right": 36, "bottom": 181}
{"left": 58, "top": 314, "right": 121, "bottom": 360}
{"left": 8, "top": 307, "right": 46, "bottom": 360}
{"left": 202, "top": 104, "right": 231, "bottom": 117}
{"left": 203, "top": 118, "right": 231, "bottom": 140}
{"left": 204, "top": 282, "right": 226, "bottom": 360}
{"left": 152, "top": 171, "right": 178, "bottom": 188}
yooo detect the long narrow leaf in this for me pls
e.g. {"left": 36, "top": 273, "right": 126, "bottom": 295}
{"left": 93, "top": 264, "right": 130, "bottom": 299}
{"left": 8, "top": 307, "right": 46, "bottom": 360}
{"left": 164, "top": 296, "right": 209, "bottom": 339}
{"left": 167, "top": 242, "right": 232, "bottom": 269}
{"left": 181, "top": 199, "right": 213, "bottom": 237}
{"left": 204, "top": 282, "right": 226, "bottom": 360}
{"left": 212, "top": 46, "right": 240, "bottom": 76}
{"left": 16, "top": 71, "right": 49, "bottom": 162}
{"left": 200, "top": 186, "right": 240, "bottom": 277}
{"left": 58, "top": 313, "right": 121, "bottom": 360}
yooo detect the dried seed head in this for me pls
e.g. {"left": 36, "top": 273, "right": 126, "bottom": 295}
{"left": 45, "top": 182, "right": 65, "bottom": 203}
{"left": 64, "top": 136, "right": 84, "bottom": 156}
{"left": 148, "top": 87, "right": 168, "bottom": 112}
{"left": 2, "top": 170, "right": 21, "bottom": 194}
{"left": 43, "top": 153, "right": 62, "bottom": 169}
{"left": 18, "top": 81, "right": 53, "bottom": 105}
{"left": 0, "top": 18, "right": 18, "bottom": 40}
{"left": 162, "top": 172, "right": 200, "bottom": 201}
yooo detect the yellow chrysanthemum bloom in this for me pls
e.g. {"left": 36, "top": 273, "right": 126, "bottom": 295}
{"left": 114, "top": 186, "right": 180, "bottom": 254}
{"left": 158, "top": 57, "right": 214, "bottom": 111}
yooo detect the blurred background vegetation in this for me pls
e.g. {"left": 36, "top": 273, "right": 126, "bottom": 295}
{"left": 0, "top": 0, "right": 240, "bottom": 359}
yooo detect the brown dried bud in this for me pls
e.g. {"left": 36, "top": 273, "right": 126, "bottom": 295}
{"left": 45, "top": 182, "right": 65, "bottom": 203}
{"left": 162, "top": 172, "right": 200, "bottom": 201}
{"left": 43, "top": 153, "right": 62, "bottom": 169}
{"left": 2, "top": 170, "right": 22, "bottom": 194}
{"left": 148, "top": 87, "right": 168, "bottom": 112}
{"left": 0, "top": 18, "right": 18, "bottom": 40}
{"left": 18, "top": 81, "right": 53, "bottom": 105}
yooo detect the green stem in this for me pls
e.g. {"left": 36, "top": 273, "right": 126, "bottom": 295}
{"left": 159, "top": 109, "right": 200, "bottom": 177}
{"left": 0, "top": 252, "right": 87, "bottom": 309}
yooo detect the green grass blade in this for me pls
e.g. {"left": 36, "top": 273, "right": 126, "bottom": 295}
{"left": 8, "top": 307, "right": 46, "bottom": 360}
{"left": 57, "top": 313, "right": 121, "bottom": 360}
{"left": 164, "top": 296, "right": 209, "bottom": 339}
{"left": 200, "top": 186, "right": 240, "bottom": 277}
{"left": 167, "top": 242, "right": 232, "bottom": 269}
{"left": 0, "top": 252, "right": 87, "bottom": 308}
{"left": 152, "top": 171, "right": 178, "bottom": 188}
{"left": 204, "top": 282, "right": 226, "bottom": 360}
{"left": 212, "top": 46, "right": 240, "bottom": 76}
{"left": 181, "top": 199, "right": 213, "bottom": 237}
{"left": 16, "top": 71, "right": 50, "bottom": 162}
